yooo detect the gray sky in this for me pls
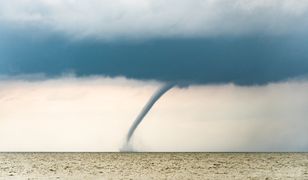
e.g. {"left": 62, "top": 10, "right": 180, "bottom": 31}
{"left": 0, "top": 0, "right": 308, "bottom": 151}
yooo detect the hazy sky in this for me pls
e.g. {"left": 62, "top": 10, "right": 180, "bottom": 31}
{"left": 0, "top": 0, "right": 308, "bottom": 151}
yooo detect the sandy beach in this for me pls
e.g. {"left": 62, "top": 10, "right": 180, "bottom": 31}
{"left": 0, "top": 153, "right": 307, "bottom": 179}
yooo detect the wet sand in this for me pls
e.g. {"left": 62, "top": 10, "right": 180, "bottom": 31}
{"left": 0, "top": 153, "right": 307, "bottom": 179}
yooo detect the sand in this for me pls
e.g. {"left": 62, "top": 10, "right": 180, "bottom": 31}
{"left": 0, "top": 153, "right": 307, "bottom": 179}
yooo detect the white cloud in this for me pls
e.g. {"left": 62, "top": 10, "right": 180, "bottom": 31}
{"left": 0, "top": 75, "right": 308, "bottom": 151}
{"left": 0, "top": 0, "right": 308, "bottom": 39}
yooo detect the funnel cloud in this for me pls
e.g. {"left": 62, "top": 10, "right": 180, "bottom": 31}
{"left": 122, "top": 83, "right": 175, "bottom": 151}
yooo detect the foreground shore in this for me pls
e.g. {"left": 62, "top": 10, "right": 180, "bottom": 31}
{"left": 0, "top": 153, "right": 307, "bottom": 179}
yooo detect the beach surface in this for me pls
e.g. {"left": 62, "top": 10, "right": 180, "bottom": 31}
{"left": 0, "top": 153, "right": 307, "bottom": 179}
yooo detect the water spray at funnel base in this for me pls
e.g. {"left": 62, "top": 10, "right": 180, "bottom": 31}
{"left": 120, "top": 83, "right": 175, "bottom": 151}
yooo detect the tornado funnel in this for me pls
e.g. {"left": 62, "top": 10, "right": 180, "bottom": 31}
{"left": 124, "top": 83, "right": 175, "bottom": 147}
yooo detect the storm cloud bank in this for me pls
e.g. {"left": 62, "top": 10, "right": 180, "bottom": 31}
{"left": 1, "top": 36, "right": 308, "bottom": 85}
{"left": 1, "top": 0, "right": 308, "bottom": 39}
{"left": 0, "top": 76, "right": 307, "bottom": 151}
{"left": 1, "top": 0, "right": 308, "bottom": 85}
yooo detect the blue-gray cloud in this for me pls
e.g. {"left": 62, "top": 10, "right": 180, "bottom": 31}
{"left": 1, "top": 29, "right": 308, "bottom": 85}
{"left": 1, "top": 0, "right": 308, "bottom": 85}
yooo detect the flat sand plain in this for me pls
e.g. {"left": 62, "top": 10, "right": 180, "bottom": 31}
{"left": 0, "top": 153, "right": 307, "bottom": 179}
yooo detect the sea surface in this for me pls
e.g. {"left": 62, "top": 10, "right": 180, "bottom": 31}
{"left": 0, "top": 153, "right": 307, "bottom": 179}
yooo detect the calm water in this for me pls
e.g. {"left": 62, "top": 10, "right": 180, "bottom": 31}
{"left": 0, "top": 153, "right": 308, "bottom": 179}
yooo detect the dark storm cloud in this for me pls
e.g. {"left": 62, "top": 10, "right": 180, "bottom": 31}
{"left": 1, "top": 0, "right": 308, "bottom": 85}
{"left": 1, "top": 29, "right": 308, "bottom": 85}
